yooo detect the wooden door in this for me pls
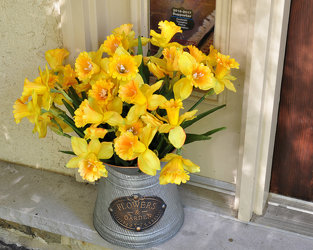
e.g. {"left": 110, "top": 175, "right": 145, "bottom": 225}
{"left": 270, "top": 0, "right": 313, "bottom": 201}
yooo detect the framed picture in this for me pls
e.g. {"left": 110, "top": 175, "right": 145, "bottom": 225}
{"left": 150, "top": 0, "right": 225, "bottom": 105}
{"left": 150, "top": 0, "right": 216, "bottom": 54}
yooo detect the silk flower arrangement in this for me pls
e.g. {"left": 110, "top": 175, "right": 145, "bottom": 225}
{"left": 13, "top": 21, "right": 239, "bottom": 185}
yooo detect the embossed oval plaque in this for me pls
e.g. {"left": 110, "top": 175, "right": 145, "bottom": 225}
{"left": 108, "top": 194, "right": 166, "bottom": 232}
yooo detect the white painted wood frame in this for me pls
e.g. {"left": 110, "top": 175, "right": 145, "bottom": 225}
{"left": 237, "top": 0, "right": 291, "bottom": 221}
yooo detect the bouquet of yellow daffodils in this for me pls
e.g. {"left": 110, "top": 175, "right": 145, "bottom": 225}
{"left": 13, "top": 21, "right": 239, "bottom": 185}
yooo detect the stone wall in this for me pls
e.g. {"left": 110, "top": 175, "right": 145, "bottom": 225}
{"left": 0, "top": 0, "right": 74, "bottom": 176}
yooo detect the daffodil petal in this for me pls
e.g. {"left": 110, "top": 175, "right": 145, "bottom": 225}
{"left": 103, "top": 111, "right": 124, "bottom": 126}
{"left": 169, "top": 126, "right": 186, "bottom": 148}
{"left": 214, "top": 80, "right": 225, "bottom": 94}
{"left": 66, "top": 156, "right": 81, "bottom": 169}
{"left": 182, "top": 158, "right": 200, "bottom": 173}
{"left": 133, "top": 141, "right": 146, "bottom": 154}
{"left": 173, "top": 77, "right": 193, "bottom": 100}
{"left": 138, "top": 149, "right": 160, "bottom": 176}
{"left": 159, "top": 124, "right": 173, "bottom": 133}
{"left": 178, "top": 52, "right": 195, "bottom": 76}
{"left": 140, "top": 124, "right": 157, "bottom": 147}
{"left": 178, "top": 110, "right": 198, "bottom": 125}
{"left": 148, "top": 95, "right": 167, "bottom": 110}
{"left": 126, "top": 105, "right": 146, "bottom": 122}
{"left": 98, "top": 142, "right": 114, "bottom": 159}
{"left": 71, "top": 137, "right": 88, "bottom": 156}
{"left": 134, "top": 55, "right": 143, "bottom": 67}
{"left": 88, "top": 139, "right": 101, "bottom": 155}
{"left": 45, "top": 48, "right": 69, "bottom": 69}
{"left": 161, "top": 153, "right": 178, "bottom": 162}
{"left": 107, "top": 97, "right": 123, "bottom": 114}
{"left": 224, "top": 79, "right": 237, "bottom": 92}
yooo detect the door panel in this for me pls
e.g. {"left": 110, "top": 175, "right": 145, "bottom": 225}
{"left": 270, "top": 0, "right": 313, "bottom": 201}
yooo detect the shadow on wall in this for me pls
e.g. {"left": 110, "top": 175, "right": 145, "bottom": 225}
{"left": 0, "top": 0, "right": 74, "bottom": 177}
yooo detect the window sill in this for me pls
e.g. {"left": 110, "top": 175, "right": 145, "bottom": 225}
{"left": 0, "top": 160, "right": 235, "bottom": 249}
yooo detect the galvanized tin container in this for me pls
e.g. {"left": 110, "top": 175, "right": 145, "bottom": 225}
{"left": 93, "top": 164, "right": 184, "bottom": 249}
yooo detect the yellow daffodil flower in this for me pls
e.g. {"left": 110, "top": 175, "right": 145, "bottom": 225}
{"left": 213, "top": 52, "right": 239, "bottom": 94}
{"left": 88, "top": 79, "right": 115, "bottom": 107}
{"left": 147, "top": 56, "right": 174, "bottom": 78}
{"left": 114, "top": 131, "right": 146, "bottom": 161}
{"left": 66, "top": 137, "right": 113, "bottom": 182}
{"left": 57, "top": 64, "right": 78, "bottom": 90}
{"left": 112, "top": 24, "right": 149, "bottom": 51}
{"left": 45, "top": 48, "right": 69, "bottom": 70}
{"left": 118, "top": 116, "right": 144, "bottom": 137}
{"left": 137, "top": 124, "right": 161, "bottom": 176}
{"left": 187, "top": 45, "right": 206, "bottom": 63}
{"left": 147, "top": 61, "right": 166, "bottom": 79}
{"left": 206, "top": 45, "right": 218, "bottom": 68}
{"left": 141, "top": 113, "right": 163, "bottom": 128}
{"left": 75, "top": 51, "right": 100, "bottom": 81}
{"left": 150, "top": 20, "right": 182, "bottom": 48}
{"left": 13, "top": 98, "right": 38, "bottom": 124}
{"left": 78, "top": 158, "right": 108, "bottom": 182}
{"left": 21, "top": 67, "right": 59, "bottom": 110}
{"left": 174, "top": 52, "right": 215, "bottom": 100}
{"left": 141, "top": 80, "right": 167, "bottom": 111}
{"left": 108, "top": 47, "right": 142, "bottom": 81}
{"left": 118, "top": 79, "right": 146, "bottom": 105}
{"left": 74, "top": 99, "right": 124, "bottom": 128}
{"left": 163, "top": 46, "right": 183, "bottom": 72}
{"left": 100, "top": 34, "right": 123, "bottom": 56}
{"left": 158, "top": 99, "right": 197, "bottom": 148}
{"left": 13, "top": 93, "right": 53, "bottom": 138}
{"left": 33, "top": 112, "right": 52, "bottom": 138}
{"left": 118, "top": 77, "right": 166, "bottom": 122}
{"left": 84, "top": 126, "right": 108, "bottom": 140}
{"left": 159, "top": 153, "right": 200, "bottom": 185}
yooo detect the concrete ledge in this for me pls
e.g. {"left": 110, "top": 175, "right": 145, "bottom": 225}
{"left": 2, "top": 161, "right": 313, "bottom": 250}
{"left": 0, "top": 160, "right": 235, "bottom": 249}
{"left": 0, "top": 161, "right": 110, "bottom": 247}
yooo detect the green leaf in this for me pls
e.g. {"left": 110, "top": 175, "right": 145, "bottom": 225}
{"left": 185, "top": 134, "right": 212, "bottom": 144}
{"left": 137, "top": 36, "right": 143, "bottom": 55}
{"left": 68, "top": 87, "right": 82, "bottom": 109}
{"left": 181, "top": 104, "right": 226, "bottom": 129}
{"left": 184, "top": 127, "right": 226, "bottom": 144}
{"left": 51, "top": 88, "right": 74, "bottom": 104}
{"left": 113, "top": 154, "right": 130, "bottom": 166}
{"left": 159, "top": 143, "right": 174, "bottom": 159}
{"left": 62, "top": 99, "right": 75, "bottom": 117}
{"left": 188, "top": 89, "right": 215, "bottom": 111}
{"left": 137, "top": 36, "right": 149, "bottom": 83}
{"left": 59, "top": 150, "right": 76, "bottom": 155}
{"left": 58, "top": 113, "right": 85, "bottom": 138}
{"left": 202, "top": 127, "right": 226, "bottom": 136}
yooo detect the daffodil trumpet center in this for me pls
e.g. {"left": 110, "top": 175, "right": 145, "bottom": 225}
{"left": 84, "top": 61, "right": 93, "bottom": 72}
{"left": 118, "top": 64, "right": 128, "bottom": 73}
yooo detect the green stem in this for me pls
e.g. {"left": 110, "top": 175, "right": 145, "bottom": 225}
{"left": 50, "top": 105, "right": 85, "bottom": 138}
{"left": 154, "top": 47, "right": 164, "bottom": 58}
{"left": 160, "top": 143, "right": 174, "bottom": 159}
{"left": 176, "top": 148, "right": 182, "bottom": 156}
{"left": 156, "top": 134, "right": 165, "bottom": 153}
{"left": 188, "top": 89, "right": 215, "bottom": 111}
{"left": 54, "top": 87, "right": 74, "bottom": 104}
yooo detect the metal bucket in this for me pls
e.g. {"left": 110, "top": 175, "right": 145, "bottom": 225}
{"left": 93, "top": 164, "right": 184, "bottom": 249}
